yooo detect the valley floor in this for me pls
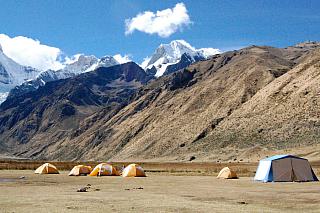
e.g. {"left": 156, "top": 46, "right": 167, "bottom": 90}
{"left": 0, "top": 170, "right": 319, "bottom": 212}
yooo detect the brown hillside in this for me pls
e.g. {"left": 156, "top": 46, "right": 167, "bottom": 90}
{"left": 1, "top": 43, "right": 319, "bottom": 162}
{"left": 43, "top": 44, "right": 320, "bottom": 161}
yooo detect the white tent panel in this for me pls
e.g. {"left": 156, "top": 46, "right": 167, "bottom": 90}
{"left": 254, "top": 160, "right": 272, "bottom": 182}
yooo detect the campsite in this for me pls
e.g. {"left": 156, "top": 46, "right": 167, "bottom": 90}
{"left": 0, "top": 160, "right": 319, "bottom": 212}
{"left": 1, "top": 1, "right": 320, "bottom": 212}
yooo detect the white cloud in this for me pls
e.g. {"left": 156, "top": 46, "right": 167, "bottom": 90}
{"left": 125, "top": 3, "right": 191, "bottom": 38}
{"left": 0, "top": 34, "right": 64, "bottom": 70}
{"left": 64, "top": 54, "right": 83, "bottom": 65}
{"left": 113, "top": 54, "right": 132, "bottom": 64}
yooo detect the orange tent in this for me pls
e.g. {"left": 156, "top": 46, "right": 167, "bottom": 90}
{"left": 217, "top": 167, "right": 237, "bottom": 179}
{"left": 69, "top": 165, "right": 92, "bottom": 176}
{"left": 35, "top": 163, "right": 59, "bottom": 174}
{"left": 122, "top": 164, "right": 146, "bottom": 177}
{"left": 89, "top": 163, "right": 119, "bottom": 176}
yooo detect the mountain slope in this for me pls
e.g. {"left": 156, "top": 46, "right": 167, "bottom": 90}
{"left": 0, "top": 62, "right": 153, "bottom": 157}
{"left": 198, "top": 47, "right": 320, "bottom": 152}
{"left": 64, "top": 45, "right": 302, "bottom": 161}
{"left": 1, "top": 42, "right": 320, "bottom": 161}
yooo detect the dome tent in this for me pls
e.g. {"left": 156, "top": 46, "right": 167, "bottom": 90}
{"left": 122, "top": 164, "right": 146, "bottom": 177}
{"left": 217, "top": 167, "right": 238, "bottom": 179}
{"left": 35, "top": 163, "right": 59, "bottom": 174}
{"left": 89, "top": 163, "right": 119, "bottom": 176}
{"left": 254, "top": 155, "right": 318, "bottom": 182}
{"left": 69, "top": 165, "right": 92, "bottom": 176}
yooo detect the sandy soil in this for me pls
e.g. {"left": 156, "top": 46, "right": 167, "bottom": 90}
{"left": 0, "top": 170, "right": 319, "bottom": 213}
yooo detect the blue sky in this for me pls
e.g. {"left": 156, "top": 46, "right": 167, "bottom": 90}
{"left": 0, "top": 0, "right": 319, "bottom": 65}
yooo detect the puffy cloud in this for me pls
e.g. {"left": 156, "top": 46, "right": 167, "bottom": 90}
{"left": 0, "top": 34, "right": 64, "bottom": 70}
{"left": 64, "top": 54, "right": 83, "bottom": 65}
{"left": 113, "top": 54, "right": 132, "bottom": 64}
{"left": 125, "top": 3, "right": 191, "bottom": 38}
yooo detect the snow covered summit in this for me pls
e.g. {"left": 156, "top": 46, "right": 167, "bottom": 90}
{"left": 7, "top": 54, "right": 122, "bottom": 99}
{"left": 0, "top": 45, "right": 40, "bottom": 102}
{"left": 142, "top": 40, "right": 220, "bottom": 77}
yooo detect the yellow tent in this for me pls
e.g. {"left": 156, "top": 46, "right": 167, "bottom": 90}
{"left": 122, "top": 164, "right": 146, "bottom": 177}
{"left": 68, "top": 165, "right": 92, "bottom": 176}
{"left": 89, "top": 163, "right": 119, "bottom": 176}
{"left": 217, "top": 167, "right": 237, "bottom": 179}
{"left": 35, "top": 163, "right": 59, "bottom": 174}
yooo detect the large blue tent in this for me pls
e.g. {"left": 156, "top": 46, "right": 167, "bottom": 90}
{"left": 254, "top": 155, "right": 318, "bottom": 182}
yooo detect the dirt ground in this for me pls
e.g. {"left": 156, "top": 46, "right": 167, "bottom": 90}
{"left": 0, "top": 170, "right": 319, "bottom": 213}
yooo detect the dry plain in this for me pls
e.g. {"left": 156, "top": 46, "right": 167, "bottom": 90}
{"left": 0, "top": 163, "right": 320, "bottom": 213}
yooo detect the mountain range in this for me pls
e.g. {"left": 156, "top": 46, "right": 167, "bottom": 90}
{"left": 0, "top": 41, "right": 319, "bottom": 162}
{"left": 1, "top": 40, "right": 218, "bottom": 103}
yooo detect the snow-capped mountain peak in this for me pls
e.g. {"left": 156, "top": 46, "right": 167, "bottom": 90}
{"left": 61, "top": 54, "right": 98, "bottom": 75}
{"left": 146, "top": 40, "right": 195, "bottom": 67}
{"left": 0, "top": 48, "right": 40, "bottom": 102}
{"left": 84, "top": 55, "right": 119, "bottom": 72}
{"left": 100, "top": 55, "right": 119, "bottom": 65}
{"left": 1, "top": 40, "right": 219, "bottom": 103}
{"left": 0, "top": 50, "right": 40, "bottom": 84}
{"left": 6, "top": 54, "right": 122, "bottom": 100}
{"left": 143, "top": 40, "right": 220, "bottom": 77}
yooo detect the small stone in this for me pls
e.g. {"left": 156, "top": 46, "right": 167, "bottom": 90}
{"left": 77, "top": 187, "right": 88, "bottom": 192}
{"left": 237, "top": 201, "right": 247, "bottom": 205}
{"left": 189, "top": 156, "right": 196, "bottom": 161}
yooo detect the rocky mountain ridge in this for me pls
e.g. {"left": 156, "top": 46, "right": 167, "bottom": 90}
{"left": 0, "top": 42, "right": 319, "bottom": 162}
{"left": 1, "top": 40, "right": 219, "bottom": 103}
{"left": 8, "top": 55, "right": 119, "bottom": 98}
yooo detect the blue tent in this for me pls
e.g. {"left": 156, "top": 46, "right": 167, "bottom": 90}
{"left": 254, "top": 155, "right": 318, "bottom": 182}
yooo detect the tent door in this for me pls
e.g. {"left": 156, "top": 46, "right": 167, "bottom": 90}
{"left": 272, "top": 158, "right": 294, "bottom": 182}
